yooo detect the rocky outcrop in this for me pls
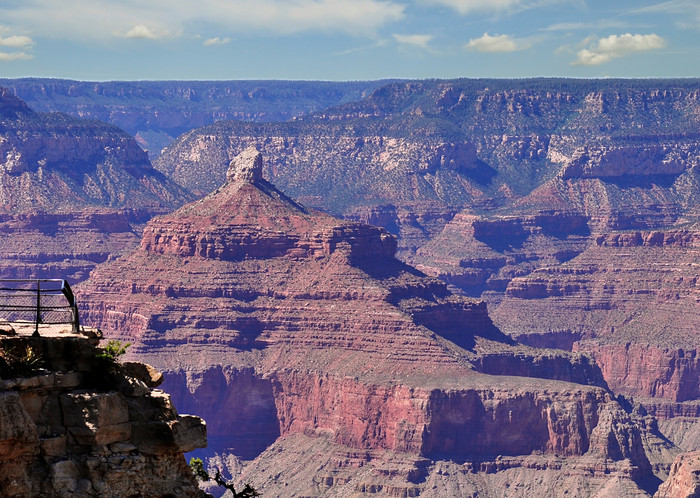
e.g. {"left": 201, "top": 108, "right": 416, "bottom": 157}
{"left": 0, "top": 332, "right": 206, "bottom": 497}
{"left": 0, "top": 87, "right": 192, "bottom": 283}
{"left": 559, "top": 143, "right": 698, "bottom": 179}
{"left": 655, "top": 451, "right": 700, "bottom": 497}
{"left": 491, "top": 229, "right": 700, "bottom": 407}
{"left": 409, "top": 210, "right": 590, "bottom": 296}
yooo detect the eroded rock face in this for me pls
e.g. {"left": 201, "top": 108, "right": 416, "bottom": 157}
{"left": 654, "top": 451, "right": 700, "bottom": 498}
{"left": 490, "top": 230, "right": 700, "bottom": 404}
{"left": 0, "top": 79, "right": 388, "bottom": 157}
{"left": 77, "top": 150, "right": 660, "bottom": 495}
{"left": 0, "top": 87, "right": 192, "bottom": 283}
{"left": 226, "top": 146, "right": 263, "bottom": 183}
{"left": 0, "top": 209, "right": 142, "bottom": 283}
{"left": 0, "top": 335, "right": 206, "bottom": 497}
{"left": 559, "top": 144, "right": 697, "bottom": 179}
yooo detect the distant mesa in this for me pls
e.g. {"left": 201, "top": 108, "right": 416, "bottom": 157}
{"left": 0, "top": 86, "right": 192, "bottom": 283}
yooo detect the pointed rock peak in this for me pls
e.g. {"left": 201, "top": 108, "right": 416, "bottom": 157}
{"left": 0, "top": 86, "right": 33, "bottom": 120}
{"left": 227, "top": 147, "right": 263, "bottom": 184}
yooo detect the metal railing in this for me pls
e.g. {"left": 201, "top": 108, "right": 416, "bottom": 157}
{"left": 0, "top": 279, "right": 80, "bottom": 336}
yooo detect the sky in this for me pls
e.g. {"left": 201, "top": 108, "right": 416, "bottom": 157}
{"left": 0, "top": 0, "right": 698, "bottom": 81}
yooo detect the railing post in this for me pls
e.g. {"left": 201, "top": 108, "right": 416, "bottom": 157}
{"left": 33, "top": 280, "right": 41, "bottom": 337}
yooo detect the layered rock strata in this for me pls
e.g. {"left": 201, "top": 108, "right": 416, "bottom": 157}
{"left": 490, "top": 228, "right": 700, "bottom": 403}
{"left": 654, "top": 451, "right": 700, "bottom": 498}
{"left": 0, "top": 328, "right": 206, "bottom": 497}
{"left": 0, "top": 79, "right": 387, "bottom": 158}
{"left": 78, "top": 149, "right": 662, "bottom": 495}
{"left": 0, "top": 87, "right": 192, "bottom": 283}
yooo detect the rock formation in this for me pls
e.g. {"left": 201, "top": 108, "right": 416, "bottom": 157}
{"left": 0, "top": 327, "right": 206, "bottom": 497}
{"left": 654, "top": 451, "right": 700, "bottom": 498}
{"left": 77, "top": 149, "right": 665, "bottom": 495}
{"left": 0, "top": 79, "right": 387, "bottom": 157}
{"left": 145, "top": 79, "right": 700, "bottom": 458}
{"left": 0, "top": 86, "right": 192, "bottom": 283}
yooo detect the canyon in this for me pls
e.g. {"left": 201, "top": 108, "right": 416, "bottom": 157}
{"left": 76, "top": 149, "right": 679, "bottom": 496}
{"left": 0, "top": 86, "right": 192, "bottom": 283}
{"left": 1, "top": 78, "right": 699, "bottom": 495}
{"left": 0, "top": 79, "right": 387, "bottom": 158}
{"left": 149, "top": 79, "right": 700, "bottom": 429}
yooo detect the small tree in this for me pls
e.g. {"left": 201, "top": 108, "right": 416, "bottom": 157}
{"left": 97, "top": 339, "right": 131, "bottom": 362}
{"left": 89, "top": 339, "right": 131, "bottom": 389}
{"left": 189, "top": 457, "right": 259, "bottom": 498}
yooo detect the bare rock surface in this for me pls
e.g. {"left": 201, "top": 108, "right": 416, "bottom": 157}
{"left": 0, "top": 86, "right": 192, "bottom": 283}
{"left": 77, "top": 150, "right": 666, "bottom": 495}
{"left": 655, "top": 451, "right": 700, "bottom": 498}
{"left": 0, "top": 332, "right": 206, "bottom": 497}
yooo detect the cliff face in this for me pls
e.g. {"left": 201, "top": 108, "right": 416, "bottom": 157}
{"left": 77, "top": 149, "right": 661, "bottom": 495}
{"left": 0, "top": 331, "right": 206, "bottom": 497}
{"left": 654, "top": 451, "right": 700, "bottom": 498}
{"left": 0, "top": 89, "right": 189, "bottom": 213}
{"left": 0, "top": 209, "right": 142, "bottom": 283}
{"left": 0, "top": 79, "right": 388, "bottom": 157}
{"left": 490, "top": 230, "right": 700, "bottom": 405}
{"left": 0, "top": 87, "right": 192, "bottom": 283}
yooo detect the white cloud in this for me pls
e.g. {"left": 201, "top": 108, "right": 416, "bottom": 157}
{"left": 422, "top": 0, "right": 572, "bottom": 15}
{"left": 465, "top": 33, "right": 526, "bottom": 52}
{"left": 0, "top": 27, "right": 34, "bottom": 61}
{"left": 573, "top": 33, "right": 666, "bottom": 66}
{"left": 203, "top": 37, "right": 231, "bottom": 46}
{"left": 0, "top": 0, "right": 405, "bottom": 41}
{"left": 393, "top": 33, "right": 432, "bottom": 49}
{"left": 0, "top": 51, "right": 33, "bottom": 61}
{"left": 114, "top": 24, "right": 163, "bottom": 40}
{"left": 423, "top": 0, "right": 522, "bottom": 14}
{"left": 0, "top": 35, "right": 34, "bottom": 49}
{"left": 542, "top": 19, "right": 627, "bottom": 32}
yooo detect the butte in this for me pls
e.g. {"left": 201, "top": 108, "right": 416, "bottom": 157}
{"left": 77, "top": 147, "right": 660, "bottom": 496}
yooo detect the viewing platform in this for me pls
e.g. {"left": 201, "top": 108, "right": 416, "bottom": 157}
{"left": 0, "top": 279, "right": 99, "bottom": 339}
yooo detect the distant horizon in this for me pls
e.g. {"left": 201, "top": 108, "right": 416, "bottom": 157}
{"left": 1, "top": 1, "right": 698, "bottom": 81}
{"left": 3, "top": 75, "right": 700, "bottom": 84}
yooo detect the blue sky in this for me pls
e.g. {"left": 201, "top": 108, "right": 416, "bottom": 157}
{"left": 0, "top": 0, "right": 698, "bottom": 80}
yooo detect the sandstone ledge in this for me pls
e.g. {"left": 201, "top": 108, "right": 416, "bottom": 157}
{"left": 0, "top": 333, "right": 207, "bottom": 497}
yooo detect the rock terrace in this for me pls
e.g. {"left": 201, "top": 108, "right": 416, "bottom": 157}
{"left": 77, "top": 149, "right": 666, "bottom": 496}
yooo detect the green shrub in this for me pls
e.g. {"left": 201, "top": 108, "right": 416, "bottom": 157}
{"left": 189, "top": 457, "right": 259, "bottom": 497}
{"left": 97, "top": 339, "right": 131, "bottom": 362}
{"left": 0, "top": 344, "right": 44, "bottom": 378}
